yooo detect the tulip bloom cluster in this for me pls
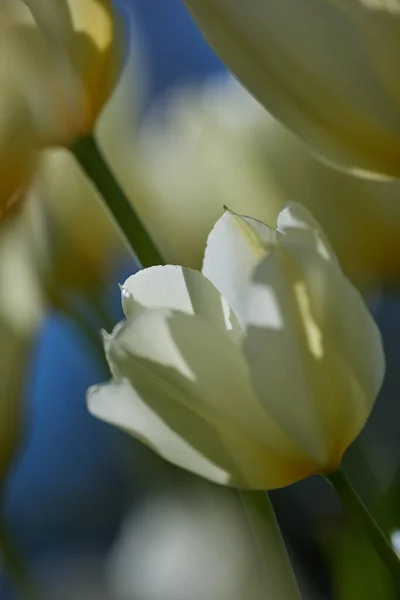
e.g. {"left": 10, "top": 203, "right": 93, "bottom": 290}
{"left": 88, "top": 204, "right": 385, "bottom": 489}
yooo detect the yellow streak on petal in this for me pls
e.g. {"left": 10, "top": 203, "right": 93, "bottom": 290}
{"left": 293, "top": 281, "right": 324, "bottom": 360}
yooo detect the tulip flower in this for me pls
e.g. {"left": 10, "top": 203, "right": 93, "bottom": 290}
{"left": 183, "top": 0, "right": 400, "bottom": 179}
{"left": 0, "top": 1, "right": 137, "bottom": 293}
{"left": 87, "top": 203, "right": 385, "bottom": 489}
{"left": 0, "top": 0, "right": 120, "bottom": 211}
{"left": 11, "top": 0, "right": 119, "bottom": 145}
{"left": 22, "top": 19, "right": 139, "bottom": 294}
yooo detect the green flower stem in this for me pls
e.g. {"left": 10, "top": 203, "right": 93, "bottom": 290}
{"left": 239, "top": 490, "right": 302, "bottom": 599}
{"left": 71, "top": 135, "right": 164, "bottom": 267}
{"left": 0, "top": 514, "right": 39, "bottom": 600}
{"left": 326, "top": 468, "right": 400, "bottom": 587}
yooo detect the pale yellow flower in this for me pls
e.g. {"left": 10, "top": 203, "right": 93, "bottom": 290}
{"left": 184, "top": 0, "right": 400, "bottom": 179}
{"left": 87, "top": 204, "right": 384, "bottom": 489}
{"left": 9, "top": 0, "right": 120, "bottom": 145}
{"left": 22, "top": 18, "right": 139, "bottom": 293}
{"left": 0, "top": 0, "right": 120, "bottom": 210}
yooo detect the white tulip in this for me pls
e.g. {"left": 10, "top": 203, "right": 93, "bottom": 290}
{"left": 183, "top": 0, "right": 400, "bottom": 179}
{"left": 88, "top": 203, "right": 384, "bottom": 489}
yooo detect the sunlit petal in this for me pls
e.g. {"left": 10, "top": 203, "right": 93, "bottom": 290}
{"left": 242, "top": 243, "right": 384, "bottom": 469}
{"left": 202, "top": 208, "right": 276, "bottom": 322}
{"left": 121, "top": 265, "right": 241, "bottom": 340}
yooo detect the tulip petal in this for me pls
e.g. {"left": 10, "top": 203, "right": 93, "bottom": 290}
{"left": 121, "top": 265, "right": 241, "bottom": 341}
{"left": 277, "top": 202, "right": 339, "bottom": 265}
{"left": 184, "top": 0, "right": 400, "bottom": 178}
{"left": 202, "top": 208, "right": 277, "bottom": 322}
{"left": 100, "top": 308, "right": 315, "bottom": 489}
{"left": 326, "top": 0, "right": 400, "bottom": 123}
{"left": 242, "top": 244, "right": 384, "bottom": 469}
{"left": 87, "top": 379, "right": 231, "bottom": 485}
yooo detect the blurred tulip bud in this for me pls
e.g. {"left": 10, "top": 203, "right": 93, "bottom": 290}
{"left": 0, "top": 208, "right": 44, "bottom": 480}
{"left": 184, "top": 0, "right": 400, "bottom": 180}
{"left": 22, "top": 10, "right": 142, "bottom": 295}
{"left": 0, "top": 11, "right": 39, "bottom": 213}
{"left": 135, "top": 75, "right": 400, "bottom": 288}
{"left": 88, "top": 204, "right": 384, "bottom": 489}
{"left": 0, "top": 0, "right": 121, "bottom": 213}
{"left": 107, "top": 480, "right": 298, "bottom": 600}
{"left": 13, "top": 0, "right": 121, "bottom": 145}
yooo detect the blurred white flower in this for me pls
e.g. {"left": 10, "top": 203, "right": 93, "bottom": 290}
{"left": 134, "top": 74, "right": 400, "bottom": 287}
{"left": 106, "top": 481, "right": 296, "bottom": 600}
{"left": 184, "top": 0, "right": 400, "bottom": 179}
{"left": 88, "top": 203, "right": 384, "bottom": 489}
{"left": 132, "top": 75, "right": 284, "bottom": 268}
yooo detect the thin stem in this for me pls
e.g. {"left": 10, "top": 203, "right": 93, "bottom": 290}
{"left": 71, "top": 135, "right": 164, "bottom": 267}
{"left": 239, "top": 490, "right": 302, "bottom": 599}
{"left": 0, "top": 515, "right": 39, "bottom": 600}
{"left": 326, "top": 468, "right": 400, "bottom": 587}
